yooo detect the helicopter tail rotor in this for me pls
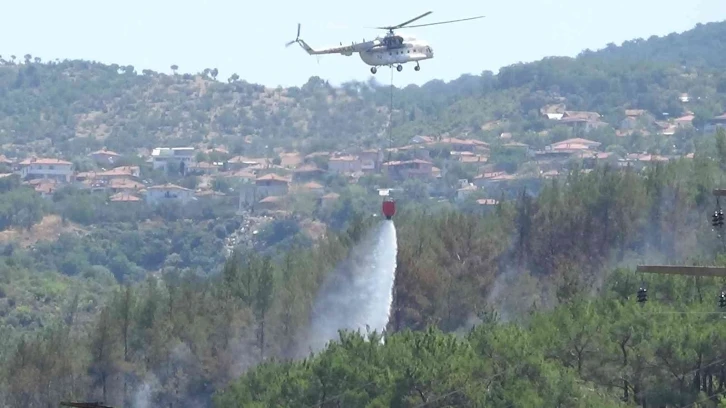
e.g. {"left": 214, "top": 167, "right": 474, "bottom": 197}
{"left": 285, "top": 23, "right": 302, "bottom": 47}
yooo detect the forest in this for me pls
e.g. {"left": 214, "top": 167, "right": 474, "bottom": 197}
{"left": 2, "top": 130, "right": 726, "bottom": 407}
{"left": 2, "top": 19, "right": 726, "bottom": 407}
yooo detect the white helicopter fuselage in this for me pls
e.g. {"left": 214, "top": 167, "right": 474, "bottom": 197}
{"left": 358, "top": 37, "right": 434, "bottom": 67}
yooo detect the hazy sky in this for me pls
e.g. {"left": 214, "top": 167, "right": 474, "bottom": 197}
{"left": 3, "top": 0, "right": 725, "bottom": 88}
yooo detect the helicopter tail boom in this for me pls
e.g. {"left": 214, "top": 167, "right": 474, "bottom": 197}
{"left": 286, "top": 23, "right": 370, "bottom": 56}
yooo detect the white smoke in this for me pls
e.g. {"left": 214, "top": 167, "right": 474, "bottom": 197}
{"left": 298, "top": 220, "right": 398, "bottom": 356}
{"left": 131, "top": 374, "right": 160, "bottom": 408}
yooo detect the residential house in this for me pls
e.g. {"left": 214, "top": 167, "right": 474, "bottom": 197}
{"left": 473, "top": 171, "right": 516, "bottom": 189}
{"left": 304, "top": 151, "right": 331, "bottom": 163}
{"left": 319, "top": 192, "right": 340, "bottom": 209}
{"left": 194, "top": 190, "right": 226, "bottom": 200}
{"left": 279, "top": 152, "right": 303, "bottom": 168}
{"left": 393, "top": 144, "right": 431, "bottom": 160}
{"left": 227, "top": 156, "right": 269, "bottom": 170}
{"left": 623, "top": 153, "right": 669, "bottom": 168}
{"left": 96, "top": 166, "right": 141, "bottom": 180}
{"left": 145, "top": 183, "right": 194, "bottom": 205}
{"left": 89, "top": 148, "right": 121, "bottom": 165}
{"left": 108, "top": 178, "right": 145, "bottom": 194}
{"left": 502, "top": 142, "right": 535, "bottom": 158}
{"left": 255, "top": 173, "right": 290, "bottom": 198}
{"left": 704, "top": 113, "right": 726, "bottom": 134}
{"left": 574, "top": 151, "right": 617, "bottom": 169}
{"left": 476, "top": 198, "right": 499, "bottom": 208}
{"left": 540, "top": 103, "right": 567, "bottom": 120}
{"left": 204, "top": 146, "right": 230, "bottom": 157}
{"left": 16, "top": 157, "right": 73, "bottom": 183}
{"left": 560, "top": 111, "right": 609, "bottom": 133}
{"left": 257, "top": 195, "right": 286, "bottom": 211}
{"left": 549, "top": 138, "right": 601, "bottom": 151}
{"left": 74, "top": 165, "right": 142, "bottom": 191}
{"left": 456, "top": 153, "right": 489, "bottom": 165}
{"left": 299, "top": 181, "right": 325, "bottom": 196}
{"left": 620, "top": 109, "right": 653, "bottom": 130}
{"left": 430, "top": 137, "right": 489, "bottom": 153}
{"left": 32, "top": 179, "right": 58, "bottom": 199}
{"left": 328, "top": 155, "right": 362, "bottom": 173}
{"left": 410, "top": 135, "right": 435, "bottom": 144}
{"left": 219, "top": 169, "right": 257, "bottom": 185}
{"left": 456, "top": 180, "right": 477, "bottom": 202}
{"left": 151, "top": 147, "right": 196, "bottom": 173}
{"left": 674, "top": 113, "right": 695, "bottom": 128}
{"left": 292, "top": 164, "right": 326, "bottom": 182}
{"left": 384, "top": 159, "right": 433, "bottom": 180}
{"left": 359, "top": 149, "right": 384, "bottom": 172}
{"left": 188, "top": 162, "right": 222, "bottom": 175}
{"left": 536, "top": 138, "right": 601, "bottom": 164}
{"left": 109, "top": 192, "right": 142, "bottom": 204}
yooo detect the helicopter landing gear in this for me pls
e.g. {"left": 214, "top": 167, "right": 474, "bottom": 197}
{"left": 371, "top": 67, "right": 377, "bottom": 74}
{"left": 396, "top": 64, "right": 403, "bottom": 72}
{"left": 414, "top": 62, "right": 420, "bottom": 71}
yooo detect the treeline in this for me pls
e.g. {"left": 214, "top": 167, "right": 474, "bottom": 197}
{"left": 216, "top": 271, "right": 726, "bottom": 407}
{"left": 0, "top": 220, "right": 366, "bottom": 408}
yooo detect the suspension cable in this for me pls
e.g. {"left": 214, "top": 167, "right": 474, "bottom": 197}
{"left": 387, "top": 65, "right": 393, "bottom": 163}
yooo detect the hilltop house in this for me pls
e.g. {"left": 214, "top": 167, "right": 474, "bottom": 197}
{"left": 559, "top": 111, "right": 609, "bottom": 133}
{"left": 359, "top": 149, "right": 384, "bottom": 172}
{"left": 255, "top": 173, "right": 290, "bottom": 197}
{"left": 384, "top": 159, "right": 433, "bottom": 180}
{"left": 227, "top": 156, "right": 270, "bottom": 170}
{"left": 328, "top": 155, "right": 362, "bottom": 173}
{"left": 16, "top": 157, "right": 73, "bottom": 183}
{"left": 292, "top": 164, "right": 326, "bottom": 182}
{"left": 89, "top": 148, "right": 121, "bottom": 165}
{"left": 151, "top": 147, "right": 196, "bottom": 173}
{"left": 429, "top": 137, "right": 489, "bottom": 153}
{"left": 145, "top": 183, "right": 194, "bottom": 205}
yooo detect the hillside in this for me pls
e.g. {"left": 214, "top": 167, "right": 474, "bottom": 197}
{"left": 1, "top": 20, "right": 726, "bottom": 160}
{"left": 3, "top": 19, "right": 726, "bottom": 408}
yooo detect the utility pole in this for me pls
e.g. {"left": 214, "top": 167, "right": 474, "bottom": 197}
{"left": 635, "top": 188, "right": 726, "bottom": 302}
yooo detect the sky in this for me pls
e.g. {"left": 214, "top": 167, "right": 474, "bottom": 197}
{"left": 2, "top": 0, "right": 726, "bottom": 89}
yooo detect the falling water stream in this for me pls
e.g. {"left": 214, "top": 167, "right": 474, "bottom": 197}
{"left": 298, "top": 220, "right": 398, "bottom": 356}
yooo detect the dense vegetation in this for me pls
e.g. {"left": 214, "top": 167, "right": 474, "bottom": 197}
{"left": 4, "top": 135, "right": 726, "bottom": 406}
{"left": 2, "top": 19, "right": 726, "bottom": 407}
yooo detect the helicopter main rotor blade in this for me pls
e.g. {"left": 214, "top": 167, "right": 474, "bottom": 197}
{"left": 403, "top": 15, "right": 485, "bottom": 29}
{"left": 376, "top": 11, "right": 433, "bottom": 30}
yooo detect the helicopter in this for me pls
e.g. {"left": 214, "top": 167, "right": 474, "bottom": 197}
{"left": 285, "top": 11, "right": 484, "bottom": 74}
